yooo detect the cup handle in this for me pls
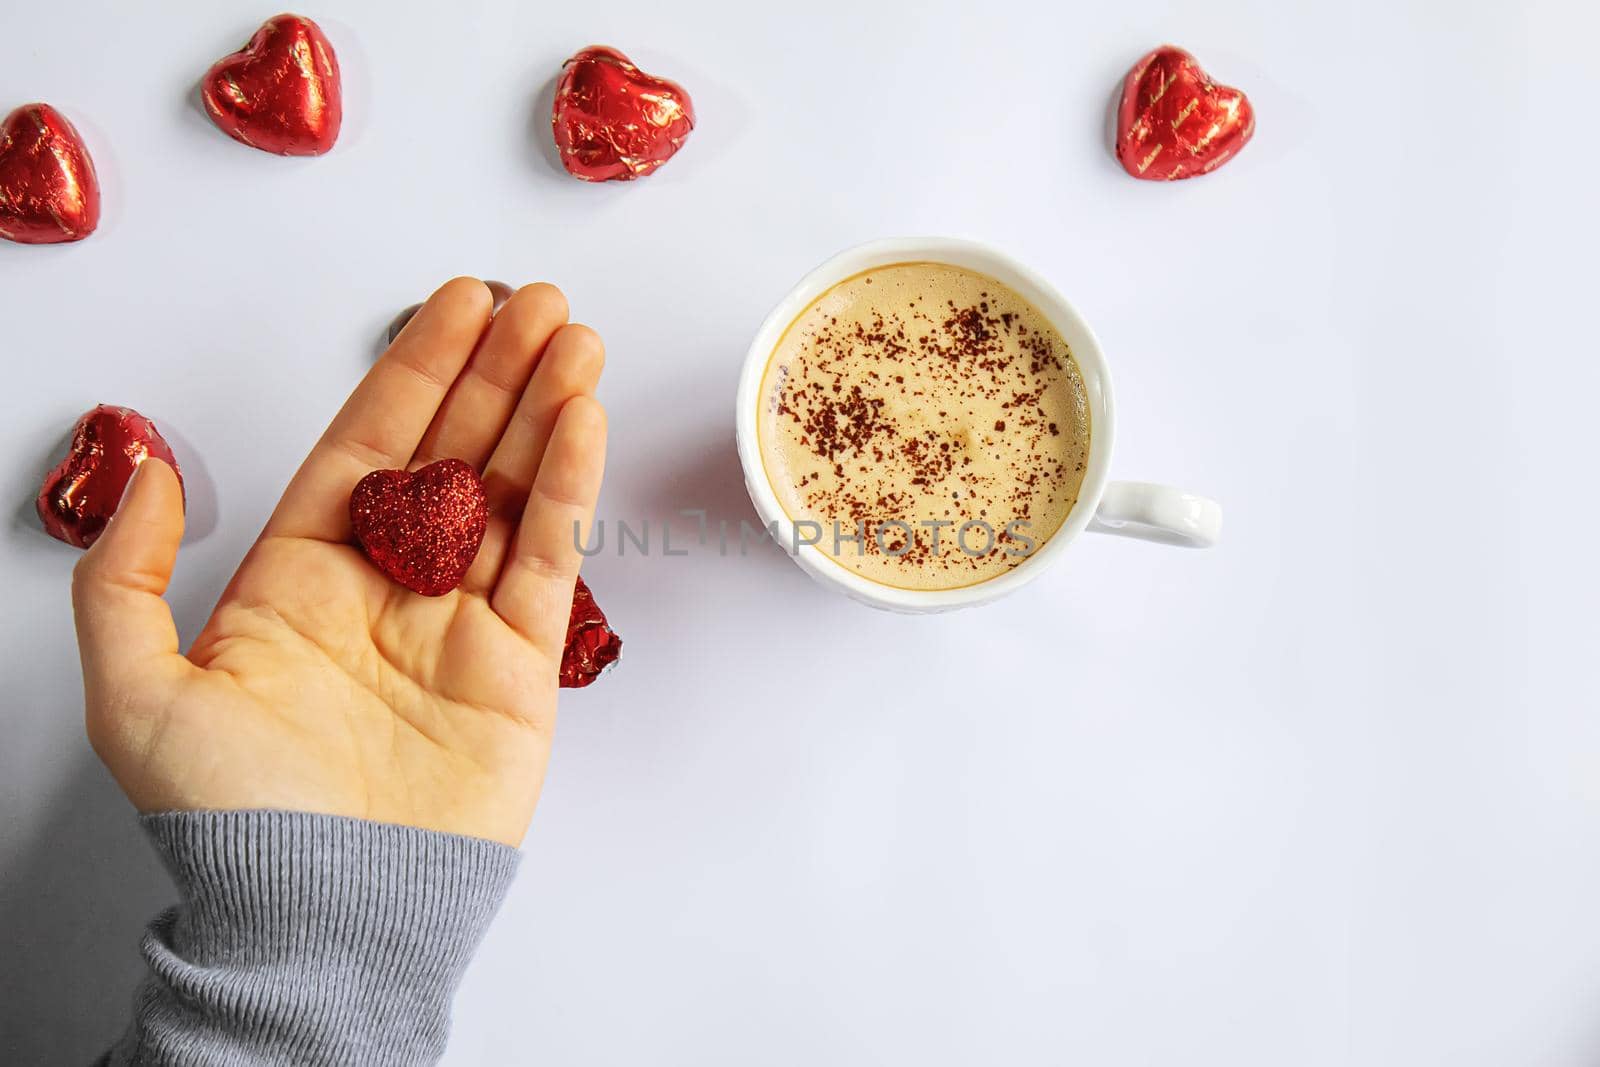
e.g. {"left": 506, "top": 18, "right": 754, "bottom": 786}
{"left": 1087, "top": 481, "right": 1222, "bottom": 548}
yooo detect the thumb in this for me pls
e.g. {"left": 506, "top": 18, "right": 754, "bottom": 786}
{"left": 71, "top": 458, "right": 187, "bottom": 702}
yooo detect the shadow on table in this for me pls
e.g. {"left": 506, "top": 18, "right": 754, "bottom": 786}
{"left": 628, "top": 429, "right": 798, "bottom": 579}
{"left": 0, "top": 754, "right": 173, "bottom": 1063}
{"left": 527, "top": 70, "right": 567, "bottom": 179}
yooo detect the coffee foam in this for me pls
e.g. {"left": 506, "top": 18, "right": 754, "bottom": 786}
{"left": 757, "top": 262, "right": 1091, "bottom": 591}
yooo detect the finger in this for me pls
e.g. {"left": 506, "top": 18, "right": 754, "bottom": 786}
{"left": 410, "top": 283, "right": 569, "bottom": 471}
{"left": 468, "top": 324, "right": 605, "bottom": 586}
{"left": 491, "top": 396, "right": 607, "bottom": 653}
{"left": 264, "top": 277, "right": 494, "bottom": 541}
{"left": 480, "top": 323, "right": 606, "bottom": 514}
{"left": 72, "top": 460, "right": 190, "bottom": 719}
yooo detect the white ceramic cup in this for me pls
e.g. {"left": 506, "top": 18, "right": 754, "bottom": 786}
{"left": 735, "top": 237, "right": 1221, "bottom": 612}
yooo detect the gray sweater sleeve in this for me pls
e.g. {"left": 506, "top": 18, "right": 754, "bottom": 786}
{"left": 101, "top": 809, "right": 520, "bottom": 1067}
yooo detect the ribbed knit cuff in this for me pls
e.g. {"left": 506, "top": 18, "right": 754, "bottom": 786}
{"left": 106, "top": 810, "right": 520, "bottom": 1067}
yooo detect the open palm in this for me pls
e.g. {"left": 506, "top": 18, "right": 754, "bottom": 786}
{"left": 71, "top": 279, "right": 606, "bottom": 846}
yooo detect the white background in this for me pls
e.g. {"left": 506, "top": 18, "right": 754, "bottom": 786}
{"left": 2, "top": 1, "right": 1596, "bottom": 1063}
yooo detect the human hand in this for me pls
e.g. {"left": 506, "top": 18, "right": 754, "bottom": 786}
{"left": 70, "top": 279, "right": 606, "bottom": 846}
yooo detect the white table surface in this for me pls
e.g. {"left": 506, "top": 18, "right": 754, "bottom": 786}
{"left": 3, "top": 1, "right": 1596, "bottom": 1063}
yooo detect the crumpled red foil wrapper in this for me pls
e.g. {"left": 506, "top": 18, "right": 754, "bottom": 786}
{"left": 200, "top": 14, "right": 342, "bottom": 156}
{"left": 561, "top": 575, "right": 621, "bottom": 687}
{"left": 1114, "top": 45, "right": 1254, "bottom": 181}
{"left": 552, "top": 46, "right": 695, "bottom": 181}
{"left": 0, "top": 103, "right": 101, "bottom": 244}
{"left": 37, "top": 405, "right": 183, "bottom": 548}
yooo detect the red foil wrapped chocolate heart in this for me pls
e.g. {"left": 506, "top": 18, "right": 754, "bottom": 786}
{"left": 1115, "top": 45, "right": 1254, "bottom": 181}
{"left": 350, "top": 459, "right": 488, "bottom": 596}
{"left": 201, "top": 14, "right": 342, "bottom": 156}
{"left": 552, "top": 46, "right": 694, "bottom": 181}
{"left": 561, "top": 576, "right": 621, "bottom": 688}
{"left": 0, "top": 103, "right": 101, "bottom": 244}
{"left": 37, "top": 406, "right": 183, "bottom": 548}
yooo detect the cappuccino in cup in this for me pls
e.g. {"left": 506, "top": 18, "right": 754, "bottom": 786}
{"left": 756, "top": 262, "right": 1092, "bottom": 591}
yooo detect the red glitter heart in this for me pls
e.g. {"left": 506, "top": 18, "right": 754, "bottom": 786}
{"left": 0, "top": 103, "right": 101, "bottom": 244}
{"left": 37, "top": 405, "right": 183, "bottom": 549}
{"left": 349, "top": 459, "right": 488, "bottom": 597}
{"left": 552, "top": 46, "right": 694, "bottom": 181}
{"left": 1114, "top": 45, "right": 1254, "bottom": 181}
{"left": 561, "top": 576, "right": 622, "bottom": 687}
{"left": 201, "top": 14, "right": 342, "bottom": 156}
